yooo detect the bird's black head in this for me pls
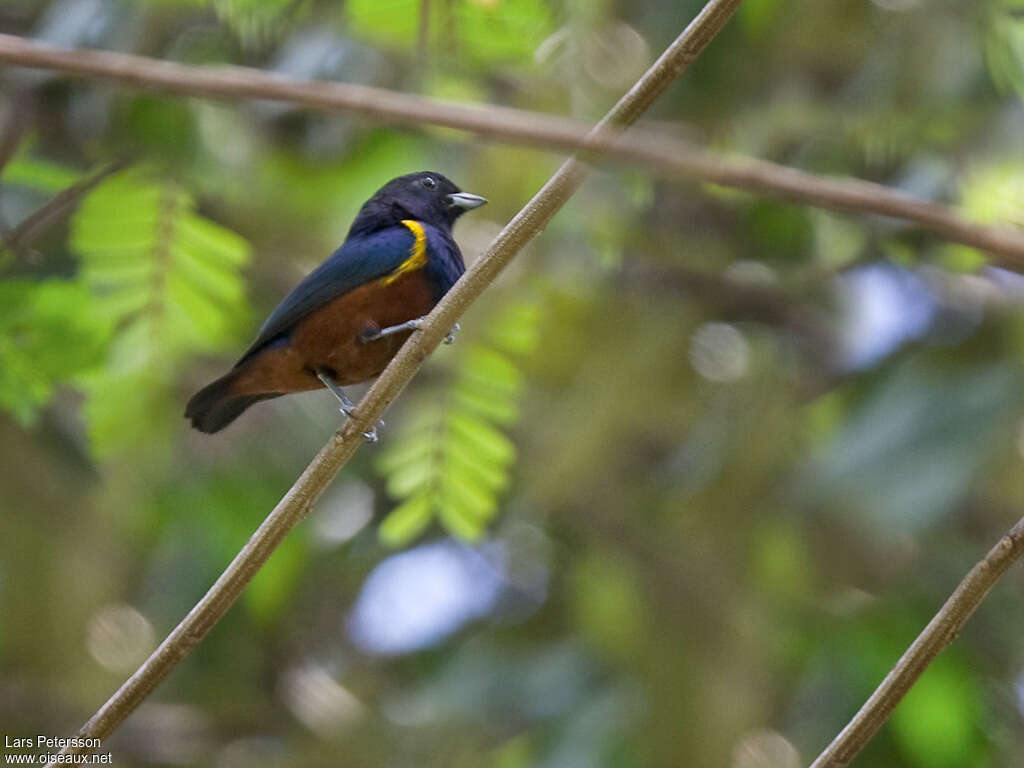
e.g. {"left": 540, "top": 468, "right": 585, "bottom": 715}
{"left": 349, "top": 171, "right": 487, "bottom": 236}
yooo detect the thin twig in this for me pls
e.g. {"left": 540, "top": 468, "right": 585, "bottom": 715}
{"left": 0, "top": 158, "right": 130, "bottom": 262}
{"left": 1, "top": 33, "right": 1023, "bottom": 264}
{"left": 0, "top": 90, "right": 32, "bottom": 265}
{"left": 416, "top": 0, "right": 431, "bottom": 69}
{"left": 0, "top": 91, "right": 29, "bottom": 177}
{"left": 810, "top": 515, "right": 1024, "bottom": 768}
{"left": 43, "top": 1, "right": 743, "bottom": 764}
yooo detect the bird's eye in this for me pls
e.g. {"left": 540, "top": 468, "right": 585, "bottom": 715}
{"left": 422, "top": 177, "right": 436, "bottom": 189}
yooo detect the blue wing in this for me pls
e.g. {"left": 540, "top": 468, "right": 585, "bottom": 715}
{"left": 238, "top": 226, "right": 417, "bottom": 362}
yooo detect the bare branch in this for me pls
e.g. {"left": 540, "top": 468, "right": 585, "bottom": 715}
{"left": 43, "top": 2, "right": 743, "bottom": 764}
{"left": 810, "top": 515, "right": 1024, "bottom": 768}
{"left": 1, "top": 33, "right": 1024, "bottom": 264}
{"left": 0, "top": 92, "right": 29, "bottom": 176}
{"left": 0, "top": 158, "right": 130, "bottom": 261}
{"left": 417, "top": 0, "right": 431, "bottom": 68}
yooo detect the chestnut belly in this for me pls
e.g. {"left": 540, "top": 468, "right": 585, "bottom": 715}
{"left": 231, "top": 268, "right": 437, "bottom": 396}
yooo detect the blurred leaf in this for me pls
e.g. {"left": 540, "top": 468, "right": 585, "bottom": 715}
{"left": 213, "top": 0, "right": 310, "bottom": 44}
{"left": 259, "top": 133, "right": 426, "bottom": 227}
{"left": 116, "top": 96, "right": 198, "bottom": 160}
{"left": 246, "top": 529, "right": 308, "bottom": 625}
{"left": 491, "top": 734, "right": 534, "bottom": 768}
{"left": 347, "top": 0, "right": 554, "bottom": 66}
{"left": 0, "top": 280, "right": 111, "bottom": 424}
{"left": 379, "top": 493, "right": 434, "bottom": 547}
{"left": 751, "top": 520, "right": 813, "bottom": 602}
{"left": 803, "top": 363, "right": 1020, "bottom": 533}
{"left": 811, "top": 210, "right": 867, "bottom": 270}
{"left": 570, "top": 553, "right": 647, "bottom": 659}
{"left": 1, "top": 155, "right": 82, "bottom": 193}
{"left": 958, "top": 158, "right": 1024, "bottom": 227}
{"left": 376, "top": 297, "right": 540, "bottom": 544}
{"left": 985, "top": 2, "right": 1024, "bottom": 98}
{"left": 70, "top": 168, "right": 251, "bottom": 454}
{"left": 77, "top": 364, "right": 175, "bottom": 457}
{"left": 738, "top": 0, "right": 784, "bottom": 38}
{"left": 891, "top": 657, "right": 980, "bottom": 768}
{"left": 937, "top": 244, "right": 986, "bottom": 274}
{"left": 745, "top": 199, "right": 812, "bottom": 263}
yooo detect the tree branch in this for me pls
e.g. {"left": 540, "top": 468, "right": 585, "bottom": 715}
{"left": 416, "top": 0, "right": 431, "bottom": 69}
{"left": 0, "top": 158, "right": 130, "bottom": 262}
{"left": 810, "top": 514, "right": 1024, "bottom": 768}
{"left": 1, "top": 33, "right": 1024, "bottom": 265}
{"left": 0, "top": 92, "right": 29, "bottom": 177}
{"left": 43, "top": 1, "right": 743, "bottom": 763}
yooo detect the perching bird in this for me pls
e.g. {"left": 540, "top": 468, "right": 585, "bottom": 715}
{"left": 185, "top": 171, "right": 486, "bottom": 438}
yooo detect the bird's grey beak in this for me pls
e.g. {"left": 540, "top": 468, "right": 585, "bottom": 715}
{"left": 446, "top": 192, "right": 487, "bottom": 210}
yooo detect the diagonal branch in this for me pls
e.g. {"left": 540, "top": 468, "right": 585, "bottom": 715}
{"left": 0, "top": 158, "right": 130, "bottom": 263}
{"left": 1, "top": 33, "right": 1024, "bottom": 265}
{"left": 44, "top": 1, "right": 743, "bottom": 764}
{"left": 810, "top": 514, "right": 1024, "bottom": 768}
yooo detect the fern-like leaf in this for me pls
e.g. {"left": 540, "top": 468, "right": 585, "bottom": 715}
{"left": 70, "top": 169, "right": 251, "bottom": 454}
{"left": 0, "top": 280, "right": 111, "bottom": 424}
{"left": 376, "top": 298, "right": 540, "bottom": 546}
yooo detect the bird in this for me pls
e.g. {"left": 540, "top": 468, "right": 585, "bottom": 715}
{"left": 185, "top": 171, "right": 486, "bottom": 438}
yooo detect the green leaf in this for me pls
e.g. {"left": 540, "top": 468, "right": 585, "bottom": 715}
{"left": 452, "top": 383, "right": 520, "bottom": 424}
{"left": 0, "top": 281, "right": 111, "bottom": 424}
{"left": 385, "top": 457, "right": 435, "bottom": 498}
{"left": 1, "top": 155, "right": 81, "bottom": 193}
{"left": 958, "top": 158, "right": 1024, "bottom": 226}
{"left": 77, "top": 366, "right": 175, "bottom": 457}
{"left": 985, "top": 4, "right": 1024, "bottom": 98}
{"left": 463, "top": 347, "right": 523, "bottom": 393}
{"left": 447, "top": 411, "right": 517, "bottom": 465}
{"left": 379, "top": 493, "right": 434, "bottom": 547}
{"left": 446, "top": 439, "right": 511, "bottom": 491}
{"left": 347, "top": 0, "right": 554, "bottom": 66}
{"left": 376, "top": 296, "right": 541, "bottom": 545}
{"left": 437, "top": 502, "right": 485, "bottom": 543}
{"left": 441, "top": 471, "right": 497, "bottom": 522}
{"left": 70, "top": 168, "right": 252, "bottom": 453}
{"left": 487, "top": 300, "right": 541, "bottom": 355}
{"left": 376, "top": 428, "right": 437, "bottom": 475}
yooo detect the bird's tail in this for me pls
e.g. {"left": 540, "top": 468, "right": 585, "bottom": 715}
{"left": 185, "top": 370, "right": 278, "bottom": 433}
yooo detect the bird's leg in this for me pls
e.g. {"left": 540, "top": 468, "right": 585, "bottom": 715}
{"left": 360, "top": 316, "right": 426, "bottom": 342}
{"left": 316, "top": 369, "right": 380, "bottom": 443}
{"left": 360, "top": 317, "right": 461, "bottom": 345}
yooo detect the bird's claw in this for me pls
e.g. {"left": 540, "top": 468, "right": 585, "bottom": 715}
{"left": 335, "top": 405, "right": 383, "bottom": 442}
{"left": 443, "top": 322, "right": 461, "bottom": 345}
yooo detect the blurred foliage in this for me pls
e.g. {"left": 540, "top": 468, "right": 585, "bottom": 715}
{"left": 3, "top": 0, "right": 1024, "bottom": 767}
{"left": 348, "top": 0, "right": 554, "bottom": 67}
{"left": 0, "top": 280, "right": 110, "bottom": 423}
{"left": 377, "top": 298, "right": 539, "bottom": 545}
{"left": 70, "top": 168, "right": 251, "bottom": 455}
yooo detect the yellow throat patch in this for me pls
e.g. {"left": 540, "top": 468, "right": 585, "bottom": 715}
{"left": 380, "top": 220, "right": 428, "bottom": 286}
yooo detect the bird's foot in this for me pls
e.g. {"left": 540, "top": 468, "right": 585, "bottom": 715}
{"left": 317, "top": 369, "right": 383, "bottom": 442}
{"left": 443, "top": 322, "right": 461, "bottom": 345}
{"left": 335, "top": 404, "right": 382, "bottom": 442}
{"left": 361, "top": 316, "right": 426, "bottom": 343}
{"left": 361, "top": 317, "right": 460, "bottom": 346}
